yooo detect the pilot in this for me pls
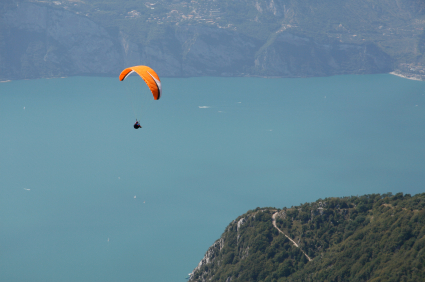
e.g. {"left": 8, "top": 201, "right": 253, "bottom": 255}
{"left": 134, "top": 120, "right": 142, "bottom": 129}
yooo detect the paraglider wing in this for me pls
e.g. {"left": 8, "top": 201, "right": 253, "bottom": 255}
{"left": 119, "top": 66, "right": 162, "bottom": 100}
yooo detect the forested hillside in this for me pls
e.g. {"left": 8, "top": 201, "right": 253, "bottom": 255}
{"left": 190, "top": 193, "right": 425, "bottom": 282}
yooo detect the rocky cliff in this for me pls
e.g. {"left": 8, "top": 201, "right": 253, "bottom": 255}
{"left": 0, "top": 2, "right": 393, "bottom": 80}
{"left": 0, "top": 2, "right": 121, "bottom": 79}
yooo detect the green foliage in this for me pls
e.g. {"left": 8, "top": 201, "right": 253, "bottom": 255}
{"left": 191, "top": 193, "right": 425, "bottom": 282}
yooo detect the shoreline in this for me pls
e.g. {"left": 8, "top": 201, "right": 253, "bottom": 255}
{"left": 1, "top": 73, "right": 424, "bottom": 82}
{"left": 389, "top": 71, "right": 423, "bottom": 81}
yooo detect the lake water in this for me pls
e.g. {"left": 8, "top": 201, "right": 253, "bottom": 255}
{"left": 1, "top": 74, "right": 424, "bottom": 281}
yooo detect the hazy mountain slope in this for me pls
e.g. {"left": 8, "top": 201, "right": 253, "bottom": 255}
{"left": 189, "top": 193, "right": 425, "bottom": 282}
{"left": 0, "top": 0, "right": 424, "bottom": 79}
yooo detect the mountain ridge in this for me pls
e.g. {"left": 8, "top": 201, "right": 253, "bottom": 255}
{"left": 2, "top": 0, "right": 423, "bottom": 80}
{"left": 189, "top": 193, "right": 425, "bottom": 282}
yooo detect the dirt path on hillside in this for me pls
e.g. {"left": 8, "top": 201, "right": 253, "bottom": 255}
{"left": 272, "top": 212, "right": 312, "bottom": 262}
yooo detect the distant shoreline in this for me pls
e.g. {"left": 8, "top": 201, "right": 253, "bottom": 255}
{"left": 1, "top": 73, "right": 424, "bottom": 82}
{"left": 389, "top": 71, "right": 423, "bottom": 81}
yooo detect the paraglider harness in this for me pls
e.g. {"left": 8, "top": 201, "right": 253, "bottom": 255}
{"left": 134, "top": 120, "right": 142, "bottom": 129}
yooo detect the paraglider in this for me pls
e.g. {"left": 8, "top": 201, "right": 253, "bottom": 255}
{"left": 134, "top": 120, "right": 142, "bottom": 129}
{"left": 119, "top": 65, "right": 162, "bottom": 128}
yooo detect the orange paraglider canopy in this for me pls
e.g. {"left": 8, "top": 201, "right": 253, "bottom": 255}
{"left": 119, "top": 66, "right": 162, "bottom": 100}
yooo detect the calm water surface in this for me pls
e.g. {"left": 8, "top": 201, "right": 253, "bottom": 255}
{"left": 1, "top": 74, "right": 424, "bottom": 281}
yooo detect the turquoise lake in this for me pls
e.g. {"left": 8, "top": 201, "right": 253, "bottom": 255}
{"left": 1, "top": 74, "right": 424, "bottom": 281}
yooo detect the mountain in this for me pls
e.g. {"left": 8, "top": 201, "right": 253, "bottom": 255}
{"left": 189, "top": 193, "right": 425, "bottom": 282}
{"left": 0, "top": 0, "right": 424, "bottom": 80}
